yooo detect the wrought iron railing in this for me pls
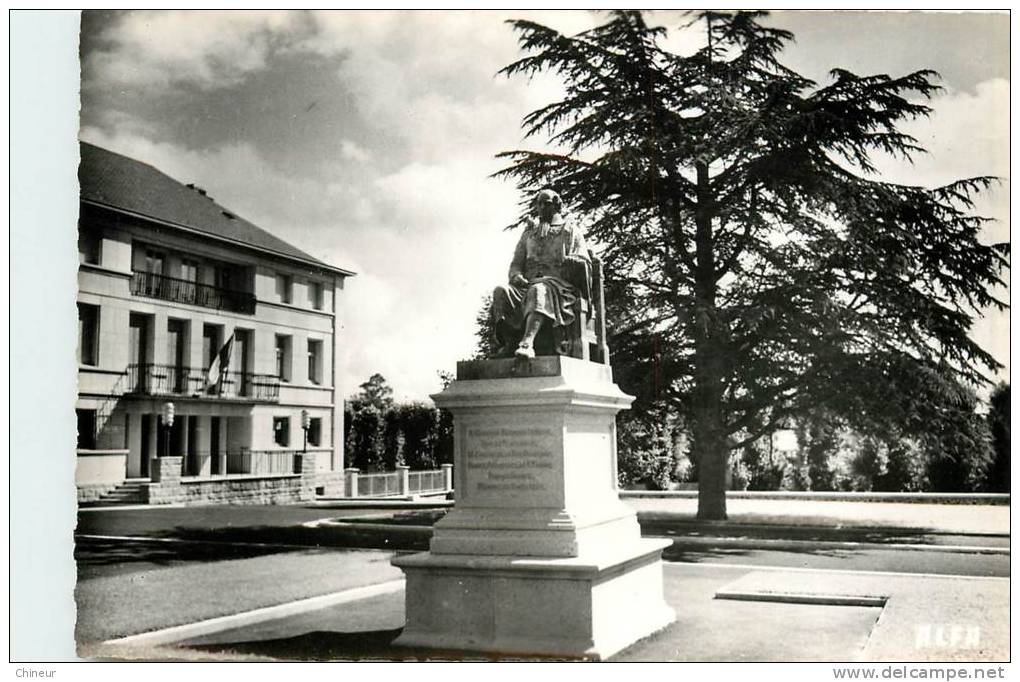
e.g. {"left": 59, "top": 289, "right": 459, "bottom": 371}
{"left": 126, "top": 363, "right": 280, "bottom": 401}
{"left": 130, "top": 271, "right": 256, "bottom": 315}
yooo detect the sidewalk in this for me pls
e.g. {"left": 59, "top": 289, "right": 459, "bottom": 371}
{"left": 622, "top": 496, "right": 1010, "bottom": 536}
{"left": 83, "top": 554, "right": 1009, "bottom": 662}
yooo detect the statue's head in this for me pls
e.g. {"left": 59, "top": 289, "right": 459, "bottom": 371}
{"left": 531, "top": 189, "right": 562, "bottom": 222}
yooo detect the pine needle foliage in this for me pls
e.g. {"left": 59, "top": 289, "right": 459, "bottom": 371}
{"left": 495, "top": 11, "right": 1008, "bottom": 518}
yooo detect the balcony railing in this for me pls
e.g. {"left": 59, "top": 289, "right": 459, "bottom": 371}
{"left": 126, "top": 363, "right": 280, "bottom": 401}
{"left": 171, "top": 449, "right": 299, "bottom": 476}
{"left": 131, "top": 271, "right": 256, "bottom": 315}
{"left": 226, "top": 449, "right": 297, "bottom": 476}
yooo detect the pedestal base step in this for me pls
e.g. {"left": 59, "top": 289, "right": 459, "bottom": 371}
{"left": 392, "top": 538, "right": 675, "bottom": 660}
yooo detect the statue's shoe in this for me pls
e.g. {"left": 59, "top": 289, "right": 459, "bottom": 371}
{"left": 514, "top": 343, "right": 536, "bottom": 359}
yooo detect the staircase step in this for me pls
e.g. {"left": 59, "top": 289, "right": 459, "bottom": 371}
{"left": 93, "top": 481, "right": 149, "bottom": 505}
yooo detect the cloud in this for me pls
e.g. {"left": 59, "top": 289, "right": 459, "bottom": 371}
{"left": 85, "top": 10, "right": 310, "bottom": 90}
{"left": 78, "top": 117, "right": 522, "bottom": 401}
{"left": 78, "top": 11, "right": 1010, "bottom": 396}
{"left": 339, "top": 139, "right": 370, "bottom": 163}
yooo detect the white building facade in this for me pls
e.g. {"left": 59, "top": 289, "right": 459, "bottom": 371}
{"left": 76, "top": 142, "right": 354, "bottom": 503}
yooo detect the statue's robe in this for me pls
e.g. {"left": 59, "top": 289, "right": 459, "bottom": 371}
{"left": 492, "top": 218, "right": 590, "bottom": 350}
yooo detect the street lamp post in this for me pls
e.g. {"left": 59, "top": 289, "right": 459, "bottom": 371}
{"left": 301, "top": 409, "right": 310, "bottom": 454}
{"left": 162, "top": 401, "right": 175, "bottom": 458}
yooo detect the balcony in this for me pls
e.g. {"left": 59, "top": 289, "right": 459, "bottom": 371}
{"left": 131, "top": 271, "right": 256, "bottom": 315}
{"left": 126, "top": 363, "right": 280, "bottom": 402}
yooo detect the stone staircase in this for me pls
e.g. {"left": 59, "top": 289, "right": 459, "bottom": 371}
{"left": 90, "top": 479, "right": 148, "bottom": 506}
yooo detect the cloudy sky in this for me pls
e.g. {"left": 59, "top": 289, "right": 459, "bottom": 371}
{"left": 78, "top": 10, "right": 1010, "bottom": 401}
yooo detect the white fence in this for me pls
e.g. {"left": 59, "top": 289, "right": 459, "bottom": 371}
{"left": 345, "top": 465, "right": 453, "bottom": 498}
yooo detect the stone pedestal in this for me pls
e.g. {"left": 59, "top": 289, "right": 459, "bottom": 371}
{"left": 392, "top": 356, "right": 674, "bottom": 660}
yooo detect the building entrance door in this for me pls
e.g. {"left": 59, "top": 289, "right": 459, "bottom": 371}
{"left": 210, "top": 416, "right": 221, "bottom": 475}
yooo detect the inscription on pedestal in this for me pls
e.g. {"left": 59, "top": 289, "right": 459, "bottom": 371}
{"left": 465, "top": 426, "right": 557, "bottom": 502}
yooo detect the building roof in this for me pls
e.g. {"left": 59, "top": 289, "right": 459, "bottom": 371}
{"left": 78, "top": 141, "right": 354, "bottom": 276}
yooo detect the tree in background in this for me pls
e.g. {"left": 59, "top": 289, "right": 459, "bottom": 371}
{"left": 921, "top": 386, "right": 994, "bottom": 492}
{"left": 739, "top": 435, "right": 786, "bottom": 491}
{"left": 398, "top": 402, "right": 442, "bottom": 470}
{"left": 797, "top": 413, "right": 841, "bottom": 492}
{"left": 345, "top": 373, "right": 455, "bottom": 472}
{"left": 382, "top": 409, "right": 405, "bottom": 470}
{"left": 497, "top": 11, "right": 1008, "bottom": 518}
{"left": 347, "top": 405, "right": 385, "bottom": 472}
{"left": 353, "top": 373, "right": 394, "bottom": 411}
{"left": 473, "top": 294, "right": 499, "bottom": 359}
{"left": 985, "top": 383, "right": 1010, "bottom": 493}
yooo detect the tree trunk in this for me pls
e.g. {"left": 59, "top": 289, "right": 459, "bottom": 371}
{"left": 691, "top": 161, "right": 728, "bottom": 521}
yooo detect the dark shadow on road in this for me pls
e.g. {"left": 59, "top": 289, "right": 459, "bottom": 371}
{"left": 75, "top": 522, "right": 431, "bottom": 572}
{"left": 74, "top": 536, "right": 334, "bottom": 570}
{"left": 183, "top": 628, "right": 586, "bottom": 662}
{"left": 660, "top": 544, "right": 856, "bottom": 563}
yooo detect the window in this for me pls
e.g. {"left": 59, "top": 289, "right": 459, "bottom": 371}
{"left": 276, "top": 273, "right": 292, "bottom": 304}
{"left": 145, "top": 251, "right": 165, "bottom": 274}
{"left": 181, "top": 260, "right": 199, "bottom": 282}
{"left": 307, "top": 339, "right": 323, "bottom": 385}
{"left": 76, "top": 409, "right": 97, "bottom": 450}
{"left": 273, "top": 417, "right": 290, "bottom": 447}
{"left": 215, "top": 265, "right": 232, "bottom": 290}
{"left": 78, "top": 303, "right": 99, "bottom": 366}
{"left": 307, "top": 417, "right": 322, "bottom": 447}
{"left": 308, "top": 281, "right": 323, "bottom": 310}
{"left": 275, "top": 335, "right": 292, "bottom": 382}
{"left": 203, "top": 324, "right": 222, "bottom": 369}
{"left": 78, "top": 227, "right": 101, "bottom": 265}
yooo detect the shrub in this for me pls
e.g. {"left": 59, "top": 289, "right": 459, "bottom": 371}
{"left": 986, "top": 383, "right": 1010, "bottom": 493}
{"left": 400, "top": 402, "right": 441, "bottom": 470}
{"left": 740, "top": 436, "right": 786, "bottom": 491}
{"left": 617, "top": 411, "right": 677, "bottom": 490}
{"left": 347, "top": 405, "right": 385, "bottom": 472}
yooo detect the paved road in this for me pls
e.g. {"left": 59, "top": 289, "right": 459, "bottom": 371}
{"left": 76, "top": 504, "right": 376, "bottom": 537}
{"left": 76, "top": 503, "right": 1009, "bottom": 581}
{"left": 74, "top": 502, "right": 1009, "bottom": 654}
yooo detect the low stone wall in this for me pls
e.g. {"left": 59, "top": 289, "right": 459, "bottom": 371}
{"left": 314, "top": 471, "right": 346, "bottom": 497}
{"left": 76, "top": 449, "right": 128, "bottom": 503}
{"left": 144, "top": 453, "right": 318, "bottom": 506}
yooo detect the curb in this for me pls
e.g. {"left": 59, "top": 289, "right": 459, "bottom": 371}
{"left": 714, "top": 590, "right": 888, "bottom": 607}
{"left": 621, "top": 491, "right": 1011, "bottom": 505}
{"left": 310, "top": 499, "right": 455, "bottom": 510}
{"left": 100, "top": 579, "right": 405, "bottom": 648}
{"left": 661, "top": 535, "right": 1009, "bottom": 556}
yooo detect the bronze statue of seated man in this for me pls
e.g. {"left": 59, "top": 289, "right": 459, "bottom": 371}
{"left": 491, "top": 189, "right": 591, "bottom": 359}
